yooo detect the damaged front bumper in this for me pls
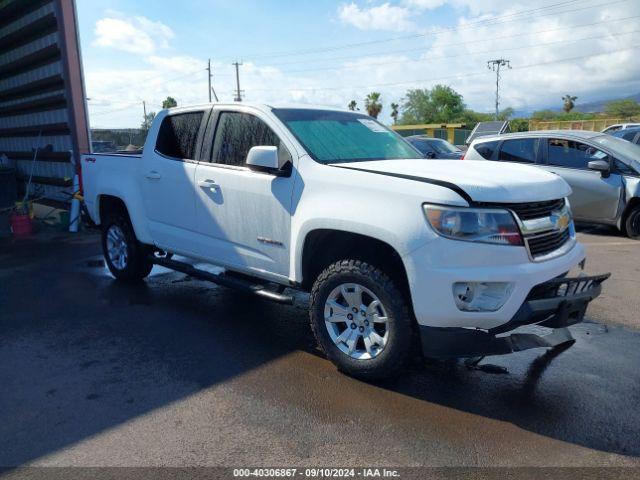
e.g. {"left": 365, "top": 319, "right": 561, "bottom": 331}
{"left": 420, "top": 273, "right": 610, "bottom": 358}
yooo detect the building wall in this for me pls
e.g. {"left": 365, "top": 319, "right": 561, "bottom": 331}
{"left": 0, "top": 0, "right": 89, "bottom": 204}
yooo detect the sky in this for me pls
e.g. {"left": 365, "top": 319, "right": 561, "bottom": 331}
{"left": 76, "top": 0, "right": 640, "bottom": 128}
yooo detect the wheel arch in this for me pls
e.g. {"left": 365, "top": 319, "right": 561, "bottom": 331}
{"left": 299, "top": 228, "right": 410, "bottom": 298}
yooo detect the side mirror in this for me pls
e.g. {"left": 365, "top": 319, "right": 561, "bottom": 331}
{"left": 246, "top": 146, "right": 283, "bottom": 175}
{"left": 425, "top": 151, "right": 436, "bottom": 159}
{"left": 588, "top": 160, "right": 610, "bottom": 178}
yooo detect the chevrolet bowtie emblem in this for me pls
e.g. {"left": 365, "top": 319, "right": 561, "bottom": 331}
{"left": 551, "top": 211, "right": 570, "bottom": 230}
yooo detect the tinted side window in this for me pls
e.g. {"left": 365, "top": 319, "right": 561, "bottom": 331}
{"left": 474, "top": 140, "right": 498, "bottom": 159}
{"left": 623, "top": 131, "right": 637, "bottom": 141}
{"left": 211, "top": 112, "right": 289, "bottom": 167}
{"left": 498, "top": 138, "right": 540, "bottom": 163}
{"left": 155, "top": 112, "right": 204, "bottom": 160}
{"left": 547, "top": 138, "right": 608, "bottom": 169}
{"left": 410, "top": 140, "right": 433, "bottom": 155}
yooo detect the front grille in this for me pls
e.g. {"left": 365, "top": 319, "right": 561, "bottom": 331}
{"left": 499, "top": 198, "right": 566, "bottom": 221}
{"left": 526, "top": 228, "right": 571, "bottom": 258}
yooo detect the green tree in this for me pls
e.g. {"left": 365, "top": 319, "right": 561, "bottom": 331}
{"left": 429, "top": 85, "right": 464, "bottom": 122}
{"left": 365, "top": 92, "right": 383, "bottom": 119}
{"left": 141, "top": 111, "right": 156, "bottom": 131}
{"left": 399, "top": 85, "right": 465, "bottom": 124}
{"left": 605, "top": 99, "right": 640, "bottom": 118}
{"left": 348, "top": 100, "right": 358, "bottom": 111}
{"left": 562, "top": 95, "right": 577, "bottom": 113}
{"left": 162, "top": 96, "right": 178, "bottom": 109}
{"left": 390, "top": 102, "right": 399, "bottom": 125}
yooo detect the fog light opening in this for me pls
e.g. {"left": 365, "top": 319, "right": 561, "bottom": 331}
{"left": 453, "top": 282, "right": 514, "bottom": 312}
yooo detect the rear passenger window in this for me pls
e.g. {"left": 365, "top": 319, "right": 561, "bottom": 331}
{"left": 547, "top": 138, "right": 608, "bottom": 169}
{"left": 498, "top": 138, "right": 540, "bottom": 163}
{"left": 211, "top": 112, "right": 290, "bottom": 167}
{"left": 155, "top": 112, "right": 204, "bottom": 160}
{"left": 474, "top": 141, "right": 498, "bottom": 159}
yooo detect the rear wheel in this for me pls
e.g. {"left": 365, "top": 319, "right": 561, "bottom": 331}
{"left": 624, "top": 205, "right": 640, "bottom": 240}
{"left": 309, "top": 260, "right": 414, "bottom": 380}
{"left": 102, "top": 215, "right": 153, "bottom": 282}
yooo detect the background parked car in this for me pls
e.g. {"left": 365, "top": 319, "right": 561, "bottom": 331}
{"left": 602, "top": 123, "right": 640, "bottom": 134}
{"left": 405, "top": 135, "right": 464, "bottom": 159}
{"left": 465, "top": 130, "right": 640, "bottom": 239}
{"left": 612, "top": 127, "right": 640, "bottom": 145}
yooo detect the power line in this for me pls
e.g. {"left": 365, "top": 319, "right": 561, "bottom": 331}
{"left": 234, "top": 0, "right": 625, "bottom": 62}
{"left": 245, "top": 43, "right": 640, "bottom": 93}
{"left": 260, "top": 27, "right": 640, "bottom": 76}
{"left": 253, "top": 13, "right": 640, "bottom": 70}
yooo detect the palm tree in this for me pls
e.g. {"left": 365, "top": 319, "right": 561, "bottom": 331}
{"left": 365, "top": 92, "right": 383, "bottom": 119}
{"left": 390, "top": 102, "right": 399, "bottom": 124}
{"left": 562, "top": 95, "right": 577, "bottom": 113}
{"left": 348, "top": 100, "right": 358, "bottom": 111}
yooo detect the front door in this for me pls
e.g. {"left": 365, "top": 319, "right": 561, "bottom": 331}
{"left": 539, "top": 138, "right": 623, "bottom": 222}
{"left": 140, "top": 110, "right": 207, "bottom": 252}
{"left": 193, "top": 110, "right": 296, "bottom": 278}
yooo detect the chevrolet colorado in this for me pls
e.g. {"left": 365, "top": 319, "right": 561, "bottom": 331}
{"left": 81, "top": 103, "right": 608, "bottom": 379}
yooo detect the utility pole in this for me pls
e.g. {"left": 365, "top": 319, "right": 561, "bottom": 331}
{"left": 143, "top": 100, "right": 148, "bottom": 128}
{"left": 206, "top": 59, "right": 219, "bottom": 102}
{"left": 207, "top": 59, "right": 212, "bottom": 103}
{"left": 487, "top": 58, "right": 511, "bottom": 120}
{"left": 233, "top": 61, "right": 243, "bottom": 102}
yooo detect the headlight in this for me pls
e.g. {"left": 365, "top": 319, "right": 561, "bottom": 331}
{"left": 423, "top": 205, "right": 523, "bottom": 246}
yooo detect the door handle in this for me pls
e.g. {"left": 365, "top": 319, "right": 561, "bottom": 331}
{"left": 198, "top": 179, "right": 219, "bottom": 190}
{"left": 145, "top": 171, "right": 161, "bottom": 180}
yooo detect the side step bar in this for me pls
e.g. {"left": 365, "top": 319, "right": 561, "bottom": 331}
{"left": 150, "top": 256, "right": 294, "bottom": 305}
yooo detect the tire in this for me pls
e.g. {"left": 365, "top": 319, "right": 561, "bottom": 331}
{"left": 624, "top": 205, "right": 640, "bottom": 240}
{"left": 309, "top": 259, "right": 414, "bottom": 381}
{"left": 101, "top": 215, "right": 153, "bottom": 282}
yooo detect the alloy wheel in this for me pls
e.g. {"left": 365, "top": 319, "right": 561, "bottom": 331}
{"left": 324, "top": 283, "right": 389, "bottom": 360}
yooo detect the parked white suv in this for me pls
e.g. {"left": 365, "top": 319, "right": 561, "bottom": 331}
{"left": 81, "top": 103, "right": 608, "bottom": 379}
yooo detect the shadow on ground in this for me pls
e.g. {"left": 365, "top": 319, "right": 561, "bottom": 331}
{"left": 1, "top": 232, "right": 639, "bottom": 466}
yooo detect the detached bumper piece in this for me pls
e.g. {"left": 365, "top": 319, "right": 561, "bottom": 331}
{"left": 420, "top": 273, "right": 610, "bottom": 359}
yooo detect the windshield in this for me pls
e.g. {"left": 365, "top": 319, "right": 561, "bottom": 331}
{"left": 592, "top": 135, "right": 640, "bottom": 172}
{"left": 429, "top": 139, "right": 461, "bottom": 154}
{"left": 272, "top": 108, "right": 422, "bottom": 163}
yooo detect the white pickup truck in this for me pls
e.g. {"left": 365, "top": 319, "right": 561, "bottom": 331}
{"left": 81, "top": 103, "right": 608, "bottom": 379}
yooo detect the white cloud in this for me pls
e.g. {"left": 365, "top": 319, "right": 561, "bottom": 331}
{"left": 93, "top": 14, "right": 174, "bottom": 55}
{"left": 85, "top": 2, "right": 640, "bottom": 128}
{"left": 338, "top": 2, "right": 415, "bottom": 31}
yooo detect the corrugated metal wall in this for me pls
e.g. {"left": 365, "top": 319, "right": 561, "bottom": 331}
{"left": 0, "top": 0, "right": 89, "bottom": 204}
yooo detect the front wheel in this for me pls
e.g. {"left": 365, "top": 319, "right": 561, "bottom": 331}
{"left": 309, "top": 260, "right": 414, "bottom": 380}
{"left": 102, "top": 215, "right": 153, "bottom": 282}
{"left": 624, "top": 205, "right": 640, "bottom": 240}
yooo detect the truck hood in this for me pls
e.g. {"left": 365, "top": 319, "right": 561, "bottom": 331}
{"left": 334, "top": 159, "right": 571, "bottom": 203}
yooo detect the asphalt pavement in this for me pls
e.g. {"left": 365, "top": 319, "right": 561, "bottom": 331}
{"left": 1, "top": 227, "right": 639, "bottom": 470}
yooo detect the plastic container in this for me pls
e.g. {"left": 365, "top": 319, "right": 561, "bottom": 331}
{"left": 10, "top": 213, "right": 33, "bottom": 237}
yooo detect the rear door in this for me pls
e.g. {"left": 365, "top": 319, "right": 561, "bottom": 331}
{"left": 538, "top": 137, "right": 623, "bottom": 222}
{"left": 192, "top": 109, "right": 296, "bottom": 278}
{"left": 140, "top": 110, "right": 208, "bottom": 252}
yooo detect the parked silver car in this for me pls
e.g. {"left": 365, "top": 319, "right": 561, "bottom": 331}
{"left": 466, "top": 130, "right": 640, "bottom": 239}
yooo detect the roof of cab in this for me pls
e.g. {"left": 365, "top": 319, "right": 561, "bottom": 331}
{"left": 161, "top": 102, "right": 351, "bottom": 115}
